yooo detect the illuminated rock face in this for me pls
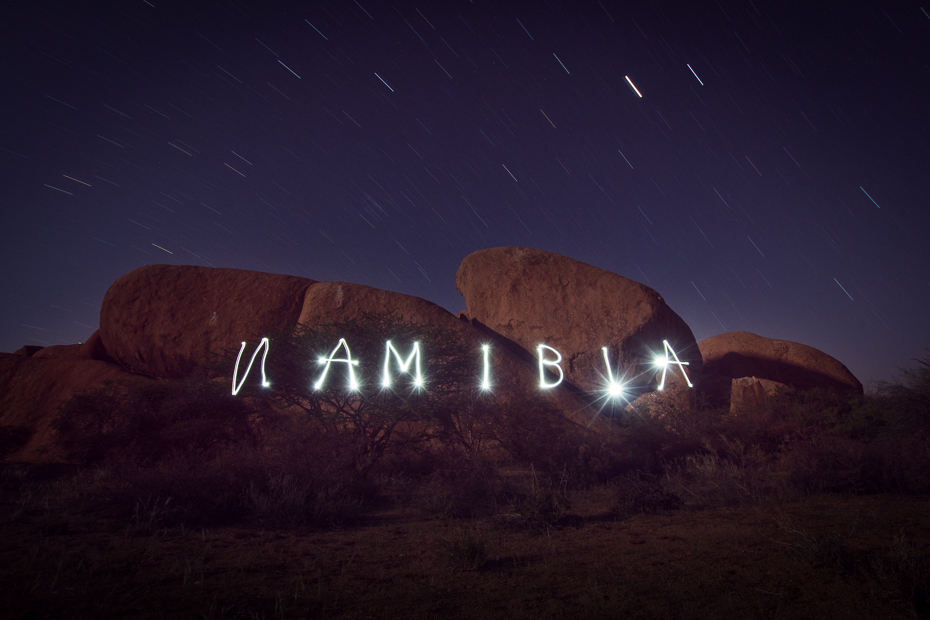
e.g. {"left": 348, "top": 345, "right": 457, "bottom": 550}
{"left": 455, "top": 246, "right": 702, "bottom": 394}
{"left": 99, "top": 265, "right": 315, "bottom": 379}
{"left": 699, "top": 331, "right": 863, "bottom": 395}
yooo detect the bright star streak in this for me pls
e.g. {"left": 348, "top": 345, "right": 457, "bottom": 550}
{"left": 305, "top": 20, "right": 328, "bottom": 40}
{"left": 834, "top": 278, "right": 854, "bottom": 300}
{"left": 553, "top": 53, "right": 570, "bottom": 74}
{"left": 278, "top": 60, "right": 301, "bottom": 79}
{"left": 375, "top": 73, "right": 394, "bottom": 92}
{"left": 624, "top": 76, "right": 643, "bottom": 97}
{"left": 687, "top": 64, "right": 703, "bottom": 85}
{"left": 860, "top": 186, "right": 881, "bottom": 208}
{"left": 618, "top": 150, "right": 633, "bottom": 168}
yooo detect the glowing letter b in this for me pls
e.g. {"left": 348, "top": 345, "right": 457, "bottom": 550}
{"left": 537, "top": 344, "right": 564, "bottom": 389}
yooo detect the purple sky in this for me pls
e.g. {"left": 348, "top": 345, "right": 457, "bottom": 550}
{"left": 2, "top": 0, "right": 928, "bottom": 389}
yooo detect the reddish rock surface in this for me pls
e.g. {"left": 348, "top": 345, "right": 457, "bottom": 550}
{"left": 298, "top": 281, "right": 608, "bottom": 433}
{"left": 699, "top": 331, "right": 863, "bottom": 395}
{"left": 99, "top": 265, "right": 315, "bottom": 379}
{"left": 729, "top": 377, "right": 792, "bottom": 415}
{"left": 0, "top": 354, "right": 150, "bottom": 462}
{"left": 455, "top": 247, "right": 702, "bottom": 394}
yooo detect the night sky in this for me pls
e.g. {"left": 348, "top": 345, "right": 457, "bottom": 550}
{"left": 2, "top": 0, "right": 928, "bottom": 388}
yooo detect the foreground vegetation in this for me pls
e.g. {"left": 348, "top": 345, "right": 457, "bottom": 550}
{"left": 2, "top": 329, "right": 929, "bottom": 617}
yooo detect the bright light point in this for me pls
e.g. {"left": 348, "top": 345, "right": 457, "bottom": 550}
{"left": 537, "top": 344, "right": 564, "bottom": 389}
{"left": 231, "top": 338, "right": 271, "bottom": 396}
{"left": 608, "top": 382, "right": 625, "bottom": 398}
{"left": 654, "top": 356, "right": 668, "bottom": 367}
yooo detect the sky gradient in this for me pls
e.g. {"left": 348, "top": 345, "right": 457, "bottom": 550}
{"left": 2, "top": 0, "right": 928, "bottom": 389}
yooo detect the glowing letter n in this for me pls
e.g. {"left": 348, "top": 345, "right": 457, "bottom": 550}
{"left": 314, "top": 338, "right": 360, "bottom": 391}
{"left": 655, "top": 340, "right": 693, "bottom": 390}
{"left": 537, "top": 344, "right": 564, "bottom": 389}
{"left": 231, "top": 338, "right": 271, "bottom": 396}
{"left": 382, "top": 340, "right": 423, "bottom": 388}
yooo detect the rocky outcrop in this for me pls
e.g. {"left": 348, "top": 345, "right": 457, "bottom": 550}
{"left": 455, "top": 247, "right": 702, "bottom": 395}
{"left": 0, "top": 352, "right": 150, "bottom": 462}
{"left": 99, "top": 265, "right": 315, "bottom": 379}
{"left": 729, "top": 377, "right": 791, "bottom": 415}
{"left": 699, "top": 331, "right": 863, "bottom": 395}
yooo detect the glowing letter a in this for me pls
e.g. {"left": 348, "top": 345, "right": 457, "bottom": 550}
{"left": 231, "top": 338, "right": 271, "bottom": 396}
{"left": 537, "top": 344, "right": 564, "bottom": 389}
{"left": 314, "top": 338, "right": 360, "bottom": 391}
{"left": 655, "top": 340, "right": 693, "bottom": 390}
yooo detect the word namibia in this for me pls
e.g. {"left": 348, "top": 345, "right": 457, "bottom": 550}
{"left": 231, "top": 338, "right": 693, "bottom": 398}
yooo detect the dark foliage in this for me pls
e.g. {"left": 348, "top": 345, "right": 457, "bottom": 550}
{"left": 252, "top": 314, "right": 489, "bottom": 479}
{"left": 54, "top": 378, "right": 260, "bottom": 466}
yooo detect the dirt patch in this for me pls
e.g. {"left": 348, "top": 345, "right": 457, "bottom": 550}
{"left": 1, "top": 469, "right": 926, "bottom": 619}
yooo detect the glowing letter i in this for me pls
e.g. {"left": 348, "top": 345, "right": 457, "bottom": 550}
{"left": 480, "top": 344, "right": 491, "bottom": 391}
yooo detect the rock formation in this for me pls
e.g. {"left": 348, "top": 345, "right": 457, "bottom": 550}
{"left": 0, "top": 346, "right": 150, "bottom": 462}
{"left": 0, "top": 247, "right": 867, "bottom": 463}
{"left": 699, "top": 331, "right": 863, "bottom": 395}
{"left": 99, "top": 265, "right": 315, "bottom": 379}
{"left": 456, "top": 246, "right": 702, "bottom": 395}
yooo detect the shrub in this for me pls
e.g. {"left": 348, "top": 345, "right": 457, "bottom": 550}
{"left": 874, "top": 353, "right": 930, "bottom": 434}
{"left": 668, "top": 443, "right": 780, "bottom": 507}
{"left": 439, "top": 526, "right": 490, "bottom": 571}
{"left": 67, "top": 420, "right": 373, "bottom": 528}
{"left": 54, "top": 378, "right": 260, "bottom": 467}
{"left": 413, "top": 448, "right": 503, "bottom": 518}
{"left": 506, "top": 467, "right": 572, "bottom": 530}
{"left": 610, "top": 472, "right": 682, "bottom": 518}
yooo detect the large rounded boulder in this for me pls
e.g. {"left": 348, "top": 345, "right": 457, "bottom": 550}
{"left": 455, "top": 247, "right": 702, "bottom": 395}
{"left": 99, "top": 265, "right": 315, "bottom": 379}
{"left": 699, "top": 331, "right": 863, "bottom": 395}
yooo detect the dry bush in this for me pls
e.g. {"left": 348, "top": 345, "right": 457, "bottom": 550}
{"left": 610, "top": 472, "right": 682, "bottom": 518}
{"left": 412, "top": 447, "right": 504, "bottom": 518}
{"left": 54, "top": 378, "right": 259, "bottom": 467}
{"left": 779, "top": 433, "right": 930, "bottom": 496}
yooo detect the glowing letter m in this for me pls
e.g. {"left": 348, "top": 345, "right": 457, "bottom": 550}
{"left": 382, "top": 340, "right": 423, "bottom": 388}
